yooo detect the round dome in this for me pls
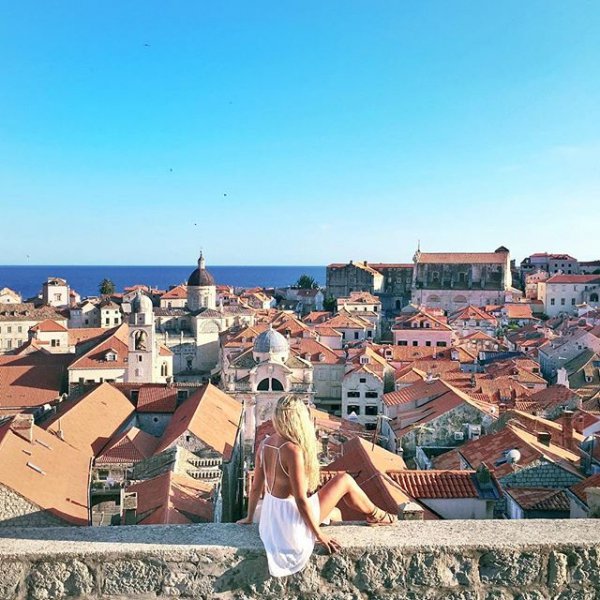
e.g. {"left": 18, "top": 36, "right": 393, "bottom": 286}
{"left": 254, "top": 327, "right": 289, "bottom": 355}
{"left": 187, "top": 252, "right": 215, "bottom": 287}
{"left": 131, "top": 290, "right": 153, "bottom": 314}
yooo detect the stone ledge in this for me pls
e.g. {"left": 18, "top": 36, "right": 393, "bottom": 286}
{"left": 1, "top": 521, "right": 599, "bottom": 599}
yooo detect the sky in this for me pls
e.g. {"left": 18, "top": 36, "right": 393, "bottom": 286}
{"left": 1, "top": 1, "right": 599, "bottom": 266}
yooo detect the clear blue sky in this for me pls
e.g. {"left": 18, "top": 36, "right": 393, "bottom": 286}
{"left": 1, "top": 1, "right": 599, "bottom": 265}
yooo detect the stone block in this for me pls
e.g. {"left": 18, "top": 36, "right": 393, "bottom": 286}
{"left": 102, "top": 559, "right": 165, "bottom": 595}
{"left": 478, "top": 551, "right": 544, "bottom": 586}
{"left": 27, "top": 560, "right": 94, "bottom": 600}
{"left": 0, "top": 561, "right": 26, "bottom": 600}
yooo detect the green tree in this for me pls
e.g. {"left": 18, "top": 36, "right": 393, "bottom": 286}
{"left": 323, "top": 295, "right": 337, "bottom": 312}
{"left": 99, "top": 278, "right": 116, "bottom": 296}
{"left": 295, "top": 274, "right": 319, "bottom": 289}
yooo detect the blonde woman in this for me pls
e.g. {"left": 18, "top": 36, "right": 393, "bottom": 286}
{"left": 237, "top": 395, "right": 397, "bottom": 578}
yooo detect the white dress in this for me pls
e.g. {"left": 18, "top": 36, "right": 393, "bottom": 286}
{"left": 258, "top": 441, "right": 321, "bottom": 578}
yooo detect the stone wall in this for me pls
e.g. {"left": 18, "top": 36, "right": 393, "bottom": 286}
{"left": 1, "top": 521, "right": 600, "bottom": 599}
{"left": 0, "top": 485, "right": 68, "bottom": 529}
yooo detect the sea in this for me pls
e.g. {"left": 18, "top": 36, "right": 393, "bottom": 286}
{"left": 0, "top": 265, "right": 326, "bottom": 300}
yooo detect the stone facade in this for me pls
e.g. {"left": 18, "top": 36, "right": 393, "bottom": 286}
{"left": 0, "top": 484, "right": 69, "bottom": 528}
{"left": 1, "top": 521, "right": 600, "bottom": 599}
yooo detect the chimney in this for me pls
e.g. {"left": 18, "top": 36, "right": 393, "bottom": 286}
{"left": 575, "top": 414, "right": 585, "bottom": 435}
{"left": 499, "top": 403, "right": 507, "bottom": 416}
{"left": 536, "top": 431, "right": 552, "bottom": 447}
{"left": 10, "top": 414, "right": 34, "bottom": 443}
{"left": 121, "top": 491, "right": 138, "bottom": 525}
{"left": 562, "top": 409, "right": 575, "bottom": 450}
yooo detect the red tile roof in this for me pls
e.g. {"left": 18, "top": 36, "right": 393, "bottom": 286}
{"left": 569, "top": 473, "right": 600, "bottom": 504}
{"left": 68, "top": 324, "right": 129, "bottom": 370}
{"left": 416, "top": 252, "right": 508, "bottom": 265}
{"left": 0, "top": 352, "right": 70, "bottom": 410}
{"left": 386, "top": 469, "right": 480, "bottom": 499}
{"left": 136, "top": 385, "right": 179, "bottom": 413}
{"left": 96, "top": 426, "right": 159, "bottom": 464}
{"left": 0, "top": 418, "right": 90, "bottom": 525}
{"left": 506, "top": 487, "right": 570, "bottom": 512}
{"left": 546, "top": 275, "right": 600, "bottom": 284}
{"left": 30, "top": 319, "right": 68, "bottom": 333}
{"left": 42, "top": 382, "right": 134, "bottom": 457}
{"left": 126, "top": 471, "right": 214, "bottom": 524}
{"left": 155, "top": 384, "right": 242, "bottom": 460}
{"left": 161, "top": 285, "right": 188, "bottom": 300}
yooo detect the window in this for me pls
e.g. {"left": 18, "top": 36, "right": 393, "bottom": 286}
{"left": 347, "top": 404, "right": 360, "bottom": 415}
{"left": 347, "top": 391, "right": 360, "bottom": 398}
{"left": 571, "top": 298, "right": 576, "bottom": 305}
{"left": 354, "top": 332, "right": 359, "bottom": 340}
{"left": 550, "top": 299, "right": 555, "bottom": 306}
{"left": 365, "top": 405, "right": 378, "bottom": 416}
{"left": 114, "top": 318, "right": 119, "bottom": 324}
{"left": 130, "top": 390, "right": 139, "bottom": 402}
{"left": 397, "top": 341, "right": 407, "bottom": 346}
{"left": 105, "top": 318, "right": 110, "bottom": 325}
{"left": 561, "top": 298, "right": 566, "bottom": 306}
{"left": 425, "top": 341, "right": 431, "bottom": 347}
{"left": 359, "top": 377, "right": 366, "bottom": 383}
{"left": 436, "top": 341, "right": 447, "bottom": 347}
{"left": 177, "top": 390, "right": 189, "bottom": 401}
{"left": 367, "top": 330, "right": 372, "bottom": 338}
{"left": 365, "top": 423, "right": 377, "bottom": 431}
{"left": 412, "top": 341, "right": 418, "bottom": 347}
{"left": 18, "top": 326, "right": 22, "bottom": 333}
{"left": 138, "top": 355, "right": 143, "bottom": 362}
{"left": 7, "top": 326, "right": 11, "bottom": 333}
{"left": 51, "top": 339, "right": 60, "bottom": 347}
{"left": 365, "top": 392, "right": 378, "bottom": 399}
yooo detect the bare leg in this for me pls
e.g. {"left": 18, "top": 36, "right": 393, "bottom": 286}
{"left": 317, "top": 473, "right": 375, "bottom": 522}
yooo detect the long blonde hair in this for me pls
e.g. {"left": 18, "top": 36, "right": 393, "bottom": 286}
{"left": 272, "top": 395, "right": 320, "bottom": 492}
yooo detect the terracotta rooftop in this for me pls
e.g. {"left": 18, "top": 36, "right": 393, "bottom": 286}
{"left": 30, "top": 319, "right": 68, "bottom": 333}
{"left": 386, "top": 469, "right": 481, "bottom": 499}
{"left": 160, "top": 285, "right": 188, "bottom": 300}
{"left": 0, "top": 418, "right": 90, "bottom": 525}
{"left": 569, "top": 473, "right": 600, "bottom": 505}
{"left": 506, "top": 487, "right": 570, "bottom": 512}
{"left": 68, "top": 323, "right": 129, "bottom": 370}
{"left": 125, "top": 471, "right": 214, "bottom": 525}
{"left": 155, "top": 384, "right": 242, "bottom": 460}
{"left": 0, "top": 352, "right": 70, "bottom": 410}
{"left": 546, "top": 274, "right": 600, "bottom": 285}
{"left": 416, "top": 251, "right": 508, "bottom": 265}
{"left": 95, "top": 426, "right": 159, "bottom": 465}
{"left": 42, "top": 382, "right": 134, "bottom": 457}
{"left": 135, "top": 385, "right": 179, "bottom": 413}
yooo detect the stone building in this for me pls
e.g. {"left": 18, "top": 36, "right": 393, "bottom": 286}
{"left": 411, "top": 247, "right": 515, "bottom": 312}
{"left": 326, "top": 261, "right": 413, "bottom": 314}
{"left": 223, "top": 326, "right": 313, "bottom": 443}
{"left": 538, "top": 274, "right": 600, "bottom": 317}
{"left": 41, "top": 277, "right": 70, "bottom": 308}
{"left": 0, "top": 303, "right": 67, "bottom": 354}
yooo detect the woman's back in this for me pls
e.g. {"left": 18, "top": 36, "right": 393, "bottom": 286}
{"left": 261, "top": 434, "right": 297, "bottom": 499}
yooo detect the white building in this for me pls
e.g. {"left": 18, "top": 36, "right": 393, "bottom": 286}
{"left": 538, "top": 274, "right": 600, "bottom": 317}
{"left": 42, "top": 277, "right": 70, "bottom": 308}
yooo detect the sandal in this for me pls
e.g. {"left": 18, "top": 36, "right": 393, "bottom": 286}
{"left": 366, "top": 506, "right": 398, "bottom": 527}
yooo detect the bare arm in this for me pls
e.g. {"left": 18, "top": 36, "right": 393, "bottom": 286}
{"left": 237, "top": 444, "right": 265, "bottom": 524}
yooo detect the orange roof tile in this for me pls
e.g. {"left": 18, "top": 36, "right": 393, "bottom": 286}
{"left": 155, "top": 384, "right": 242, "bottom": 460}
{"left": 126, "top": 471, "right": 214, "bottom": 524}
{"left": 506, "top": 487, "right": 570, "bottom": 511}
{"left": 30, "top": 319, "right": 68, "bottom": 333}
{"left": 68, "top": 323, "right": 129, "bottom": 370}
{"left": 136, "top": 385, "right": 179, "bottom": 413}
{"left": 0, "top": 352, "right": 70, "bottom": 409}
{"left": 42, "top": 382, "right": 134, "bottom": 456}
{"left": 0, "top": 419, "right": 90, "bottom": 525}
{"left": 387, "top": 469, "right": 480, "bottom": 499}
{"left": 161, "top": 285, "right": 188, "bottom": 300}
{"left": 96, "top": 426, "right": 159, "bottom": 464}
{"left": 569, "top": 473, "right": 600, "bottom": 504}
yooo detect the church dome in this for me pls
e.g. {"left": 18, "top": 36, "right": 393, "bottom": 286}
{"left": 131, "top": 290, "right": 153, "bottom": 314}
{"left": 254, "top": 326, "right": 289, "bottom": 355}
{"left": 187, "top": 252, "right": 215, "bottom": 287}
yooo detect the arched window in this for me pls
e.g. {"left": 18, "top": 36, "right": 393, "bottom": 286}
{"left": 257, "top": 378, "right": 270, "bottom": 391}
{"left": 271, "top": 378, "right": 284, "bottom": 391}
{"left": 590, "top": 293, "right": 599, "bottom": 303}
{"left": 161, "top": 362, "right": 168, "bottom": 376}
{"left": 257, "top": 377, "right": 284, "bottom": 391}
{"left": 395, "top": 300, "right": 401, "bottom": 310}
